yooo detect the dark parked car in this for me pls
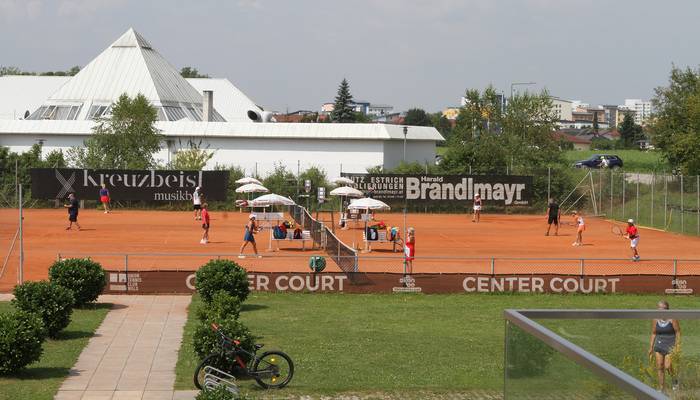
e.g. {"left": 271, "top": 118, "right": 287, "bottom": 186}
{"left": 573, "top": 154, "right": 623, "bottom": 169}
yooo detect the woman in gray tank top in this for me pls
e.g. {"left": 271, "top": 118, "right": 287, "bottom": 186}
{"left": 648, "top": 300, "right": 681, "bottom": 391}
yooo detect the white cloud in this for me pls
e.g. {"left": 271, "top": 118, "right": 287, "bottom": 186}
{"left": 237, "top": 0, "right": 262, "bottom": 9}
{"left": 0, "top": 0, "right": 43, "bottom": 20}
{"left": 56, "top": 0, "right": 126, "bottom": 17}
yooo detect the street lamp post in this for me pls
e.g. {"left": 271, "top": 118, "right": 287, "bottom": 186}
{"left": 510, "top": 82, "right": 537, "bottom": 103}
{"left": 402, "top": 126, "right": 408, "bottom": 163}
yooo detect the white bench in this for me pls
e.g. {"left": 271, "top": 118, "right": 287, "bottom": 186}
{"left": 272, "top": 230, "right": 312, "bottom": 251}
{"left": 362, "top": 230, "right": 400, "bottom": 252}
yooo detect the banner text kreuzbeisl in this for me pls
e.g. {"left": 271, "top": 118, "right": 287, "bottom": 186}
{"left": 341, "top": 173, "right": 533, "bottom": 206}
{"left": 30, "top": 168, "right": 229, "bottom": 201}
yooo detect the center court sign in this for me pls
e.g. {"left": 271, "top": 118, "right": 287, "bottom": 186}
{"left": 341, "top": 174, "right": 533, "bottom": 206}
{"left": 101, "top": 271, "right": 698, "bottom": 295}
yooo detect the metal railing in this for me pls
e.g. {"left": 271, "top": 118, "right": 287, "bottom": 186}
{"left": 504, "top": 309, "right": 700, "bottom": 399}
{"left": 54, "top": 252, "right": 700, "bottom": 277}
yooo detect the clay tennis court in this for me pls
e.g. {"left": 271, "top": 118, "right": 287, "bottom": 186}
{"left": 1, "top": 208, "right": 699, "bottom": 292}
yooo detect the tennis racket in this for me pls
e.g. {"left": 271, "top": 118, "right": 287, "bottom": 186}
{"left": 611, "top": 225, "right": 625, "bottom": 237}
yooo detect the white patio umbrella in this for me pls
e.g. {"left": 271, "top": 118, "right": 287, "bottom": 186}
{"left": 235, "top": 183, "right": 269, "bottom": 193}
{"left": 248, "top": 193, "right": 296, "bottom": 207}
{"left": 244, "top": 193, "right": 294, "bottom": 251}
{"left": 348, "top": 197, "right": 391, "bottom": 210}
{"left": 333, "top": 177, "right": 356, "bottom": 186}
{"left": 348, "top": 197, "right": 391, "bottom": 251}
{"left": 330, "top": 186, "right": 364, "bottom": 228}
{"left": 235, "top": 177, "right": 262, "bottom": 185}
{"left": 330, "top": 186, "right": 364, "bottom": 197}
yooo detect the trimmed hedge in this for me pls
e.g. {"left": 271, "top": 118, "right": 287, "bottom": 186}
{"left": 195, "top": 259, "right": 250, "bottom": 304}
{"left": 12, "top": 281, "right": 74, "bottom": 338}
{"left": 49, "top": 258, "right": 106, "bottom": 307}
{"left": 196, "top": 290, "right": 242, "bottom": 322}
{"left": 0, "top": 310, "right": 46, "bottom": 374}
{"left": 193, "top": 316, "right": 255, "bottom": 361}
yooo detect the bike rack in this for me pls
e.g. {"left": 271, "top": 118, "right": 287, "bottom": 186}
{"left": 203, "top": 365, "right": 239, "bottom": 394}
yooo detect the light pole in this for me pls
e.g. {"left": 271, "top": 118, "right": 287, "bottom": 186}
{"left": 402, "top": 126, "right": 408, "bottom": 163}
{"left": 510, "top": 82, "right": 536, "bottom": 103}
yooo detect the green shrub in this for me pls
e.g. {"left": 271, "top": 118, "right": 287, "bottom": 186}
{"left": 196, "top": 290, "right": 242, "bottom": 322}
{"left": 505, "top": 325, "right": 554, "bottom": 378}
{"left": 195, "top": 259, "right": 250, "bottom": 304}
{"left": 0, "top": 310, "right": 46, "bottom": 374}
{"left": 193, "top": 316, "right": 256, "bottom": 361}
{"left": 12, "top": 281, "right": 74, "bottom": 338}
{"left": 195, "top": 385, "right": 244, "bottom": 400}
{"left": 49, "top": 258, "right": 106, "bottom": 307}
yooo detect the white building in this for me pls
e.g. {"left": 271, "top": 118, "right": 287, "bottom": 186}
{"left": 550, "top": 97, "right": 573, "bottom": 126}
{"left": 0, "top": 29, "right": 443, "bottom": 178}
{"left": 622, "top": 99, "right": 652, "bottom": 126}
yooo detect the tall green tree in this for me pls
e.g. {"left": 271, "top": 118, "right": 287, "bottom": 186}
{"left": 430, "top": 112, "right": 453, "bottom": 142}
{"left": 171, "top": 138, "right": 215, "bottom": 170}
{"left": 404, "top": 108, "right": 432, "bottom": 126}
{"left": 68, "top": 93, "right": 163, "bottom": 169}
{"left": 441, "top": 86, "right": 561, "bottom": 174}
{"left": 330, "top": 79, "right": 356, "bottom": 123}
{"left": 651, "top": 66, "right": 700, "bottom": 174}
{"left": 619, "top": 113, "right": 643, "bottom": 148}
{"left": 180, "top": 67, "right": 209, "bottom": 78}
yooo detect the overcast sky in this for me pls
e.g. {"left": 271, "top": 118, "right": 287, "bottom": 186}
{"left": 2, "top": 0, "right": 700, "bottom": 112}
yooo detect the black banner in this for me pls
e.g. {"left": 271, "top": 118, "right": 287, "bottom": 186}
{"left": 341, "top": 174, "right": 533, "bottom": 206}
{"left": 30, "top": 169, "right": 228, "bottom": 201}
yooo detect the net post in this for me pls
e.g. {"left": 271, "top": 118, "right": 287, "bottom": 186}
{"left": 124, "top": 254, "right": 129, "bottom": 293}
{"left": 673, "top": 259, "right": 677, "bottom": 279}
{"left": 681, "top": 175, "right": 684, "bottom": 233}
{"left": 579, "top": 259, "right": 585, "bottom": 277}
{"left": 491, "top": 258, "right": 495, "bottom": 275}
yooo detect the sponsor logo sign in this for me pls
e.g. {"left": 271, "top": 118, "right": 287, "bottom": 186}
{"left": 30, "top": 168, "right": 228, "bottom": 201}
{"left": 341, "top": 174, "right": 533, "bottom": 206}
{"left": 665, "top": 278, "right": 694, "bottom": 295}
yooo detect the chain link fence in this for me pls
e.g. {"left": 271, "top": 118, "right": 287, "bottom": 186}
{"left": 572, "top": 170, "right": 700, "bottom": 236}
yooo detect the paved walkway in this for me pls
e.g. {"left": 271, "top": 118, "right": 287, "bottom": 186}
{"left": 55, "top": 295, "right": 198, "bottom": 400}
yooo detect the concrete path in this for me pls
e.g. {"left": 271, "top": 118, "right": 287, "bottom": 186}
{"left": 55, "top": 295, "right": 198, "bottom": 400}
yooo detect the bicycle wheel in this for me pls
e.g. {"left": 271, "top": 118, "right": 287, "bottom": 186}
{"left": 252, "top": 351, "right": 294, "bottom": 389}
{"left": 193, "top": 353, "right": 230, "bottom": 390}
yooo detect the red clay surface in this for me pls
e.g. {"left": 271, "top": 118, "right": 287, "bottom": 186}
{"left": 1, "top": 209, "right": 699, "bottom": 291}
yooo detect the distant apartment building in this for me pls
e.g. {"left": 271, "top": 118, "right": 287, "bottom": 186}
{"left": 551, "top": 97, "right": 573, "bottom": 124}
{"left": 320, "top": 101, "right": 393, "bottom": 117}
{"left": 622, "top": 99, "right": 652, "bottom": 126}
{"left": 603, "top": 105, "right": 635, "bottom": 128}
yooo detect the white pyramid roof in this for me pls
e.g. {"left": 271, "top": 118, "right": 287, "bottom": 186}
{"left": 48, "top": 28, "right": 202, "bottom": 106}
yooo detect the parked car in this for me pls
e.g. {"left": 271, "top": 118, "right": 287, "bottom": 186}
{"left": 573, "top": 154, "right": 623, "bottom": 169}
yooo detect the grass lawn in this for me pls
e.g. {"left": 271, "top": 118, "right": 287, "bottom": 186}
{"left": 0, "top": 301, "right": 110, "bottom": 400}
{"left": 564, "top": 149, "right": 668, "bottom": 173}
{"left": 175, "top": 292, "right": 700, "bottom": 398}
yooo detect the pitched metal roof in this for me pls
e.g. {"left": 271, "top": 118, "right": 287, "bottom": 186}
{"left": 46, "top": 28, "right": 202, "bottom": 106}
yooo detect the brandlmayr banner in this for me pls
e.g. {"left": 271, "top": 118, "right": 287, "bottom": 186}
{"left": 30, "top": 169, "right": 228, "bottom": 201}
{"left": 341, "top": 174, "right": 533, "bottom": 206}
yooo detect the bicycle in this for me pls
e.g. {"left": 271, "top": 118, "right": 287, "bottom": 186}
{"left": 193, "top": 323, "right": 294, "bottom": 390}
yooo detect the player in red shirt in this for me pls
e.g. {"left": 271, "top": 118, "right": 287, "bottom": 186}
{"left": 625, "top": 218, "right": 640, "bottom": 261}
{"left": 200, "top": 203, "right": 210, "bottom": 244}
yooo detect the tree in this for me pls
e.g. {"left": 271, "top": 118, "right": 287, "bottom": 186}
{"left": 431, "top": 112, "right": 453, "bottom": 142}
{"left": 171, "top": 138, "right": 215, "bottom": 170}
{"left": 404, "top": 108, "right": 432, "bottom": 126}
{"left": 262, "top": 164, "right": 297, "bottom": 197}
{"left": 619, "top": 113, "right": 643, "bottom": 148}
{"left": 299, "top": 166, "right": 329, "bottom": 195}
{"left": 651, "top": 66, "right": 700, "bottom": 174}
{"left": 1, "top": 65, "right": 80, "bottom": 76}
{"left": 68, "top": 93, "right": 163, "bottom": 169}
{"left": 330, "top": 79, "right": 356, "bottom": 123}
{"left": 180, "top": 67, "right": 209, "bottom": 78}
